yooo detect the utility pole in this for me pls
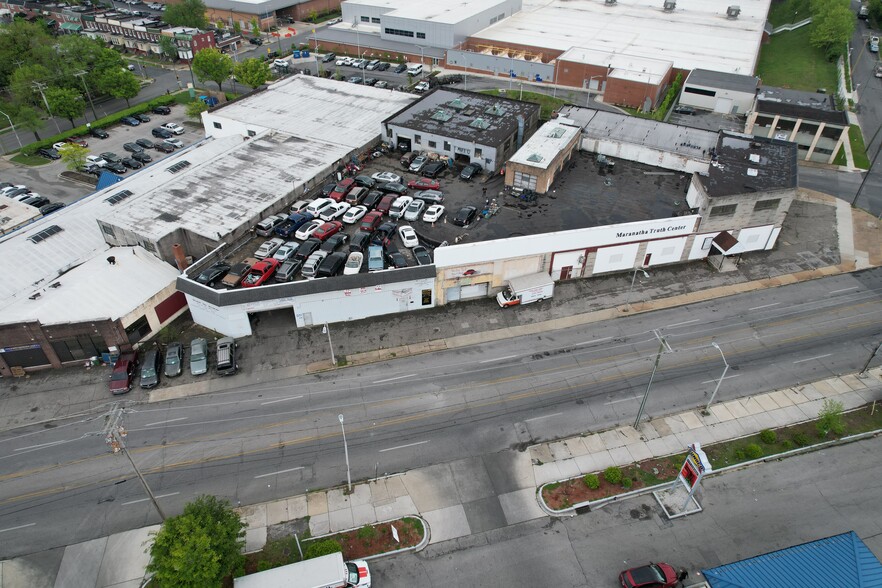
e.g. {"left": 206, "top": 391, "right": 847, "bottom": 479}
{"left": 634, "top": 331, "right": 667, "bottom": 428}
{"left": 98, "top": 405, "right": 167, "bottom": 521}
{"left": 74, "top": 70, "right": 98, "bottom": 122}
{"left": 859, "top": 340, "right": 882, "bottom": 375}
{"left": 32, "top": 81, "right": 62, "bottom": 134}
{"left": 0, "top": 109, "right": 22, "bottom": 153}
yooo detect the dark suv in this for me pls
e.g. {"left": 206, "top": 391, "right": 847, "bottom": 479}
{"left": 422, "top": 162, "right": 447, "bottom": 178}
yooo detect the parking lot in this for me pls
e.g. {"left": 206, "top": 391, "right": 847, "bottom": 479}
{"left": 0, "top": 104, "right": 193, "bottom": 207}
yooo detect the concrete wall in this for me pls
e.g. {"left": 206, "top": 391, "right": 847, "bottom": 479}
{"left": 605, "top": 75, "right": 667, "bottom": 110}
{"left": 679, "top": 83, "right": 755, "bottom": 114}
{"left": 580, "top": 137, "right": 710, "bottom": 174}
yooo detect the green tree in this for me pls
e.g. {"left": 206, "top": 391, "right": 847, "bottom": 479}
{"left": 250, "top": 16, "right": 260, "bottom": 37}
{"left": 216, "top": 19, "right": 225, "bottom": 31}
{"left": 147, "top": 495, "right": 245, "bottom": 588}
{"left": 186, "top": 99, "right": 209, "bottom": 119}
{"left": 870, "top": 0, "right": 882, "bottom": 23}
{"left": 9, "top": 64, "right": 52, "bottom": 107}
{"left": 192, "top": 47, "right": 233, "bottom": 92}
{"left": 817, "top": 398, "right": 845, "bottom": 437}
{"left": 14, "top": 105, "right": 45, "bottom": 141}
{"left": 59, "top": 143, "right": 88, "bottom": 171}
{"left": 0, "top": 20, "right": 52, "bottom": 88}
{"left": 46, "top": 87, "right": 85, "bottom": 128}
{"left": 232, "top": 20, "right": 242, "bottom": 35}
{"left": 233, "top": 58, "right": 271, "bottom": 89}
{"left": 163, "top": 0, "right": 208, "bottom": 29}
{"left": 809, "top": 0, "right": 855, "bottom": 58}
{"left": 98, "top": 68, "right": 141, "bottom": 108}
{"left": 159, "top": 36, "right": 179, "bottom": 61}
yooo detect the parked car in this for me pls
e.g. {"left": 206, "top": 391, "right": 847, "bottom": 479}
{"left": 164, "top": 343, "right": 183, "bottom": 377}
{"left": 452, "top": 206, "right": 477, "bottom": 226}
{"left": 372, "top": 222, "right": 397, "bottom": 246}
{"left": 320, "top": 183, "right": 337, "bottom": 198}
{"left": 23, "top": 196, "right": 49, "bottom": 208}
{"left": 336, "top": 56, "right": 353, "bottom": 66}
{"left": 351, "top": 58, "right": 366, "bottom": 69}
{"left": 388, "top": 195, "right": 413, "bottom": 219}
{"left": 414, "top": 189, "right": 444, "bottom": 204}
{"left": 90, "top": 127, "right": 110, "bottom": 139}
{"left": 0, "top": 185, "right": 27, "bottom": 197}
{"left": 295, "top": 219, "right": 324, "bottom": 240}
{"left": 40, "top": 202, "right": 65, "bottom": 215}
{"left": 362, "top": 190, "right": 384, "bottom": 209}
{"left": 366, "top": 59, "right": 381, "bottom": 70}
{"left": 249, "top": 37, "right": 264, "bottom": 45}
{"left": 294, "top": 237, "right": 323, "bottom": 261}
{"left": 120, "top": 116, "right": 141, "bottom": 126}
{"left": 422, "top": 204, "right": 445, "bottom": 223}
{"left": 37, "top": 147, "right": 61, "bottom": 160}
{"left": 273, "top": 241, "right": 299, "bottom": 262}
{"left": 409, "top": 155, "right": 428, "bottom": 173}
{"left": 109, "top": 352, "right": 139, "bottom": 395}
{"left": 101, "top": 152, "right": 122, "bottom": 163}
{"left": 196, "top": 262, "right": 231, "bottom": 286}
{"left": 305, "top": 197, "right": 335, "bottom": 217}
{"left": 86, "top": 155, "right": 107, "bottom": 167}
{"left": 398, "top": 225, "right": 419, "bottom": 247}
{"left": 371, "top": 171, "right": 403, "bottom": 184}
{"left": 377, "top": 62, "right": 391, "bottom": 71}
{"left": 152, "top": 127, "right": 173, "bottom": 139}
{"left": 289, "top": 199, "right": 313, "bottom": 213}
{"left": 394, "top": 63, "right": 407, "bottom": 74}
{"left": 164, "top": 138, "right": 184, "bottom": 149}
{"left": 222, "top": 258, "right": 258, "bottom": 288}
{"left": 403, "top": 199, "right": 426, "bottom": 221}
{"left": 376, "top": 195, "right": 395, "bottom": 215}
{"left": 354, "top": 175, "right": 376, "bottom": 189}
{"left": 414, "top": 80, "right": 430, "bottom": 93}
{"left": 155, "top": 141, "right": 175, "bottom": 153}
{"left": 275, "top": 212, "right": 315, "bottom": 238}
{"left": 344, "top": 251, "right": 363, "bottom": 275}
{"left": 134, "top": 113, "right": 151, "bottom": 123}
{"left": 152, "top": 105, "right": 172, "bottom": 115}
{"left": 188, "top": 338, "right": 208, "bottom": 375}
{"left": 140, "top": 349, "right": 161, "bottom": 389}
{"left": 379, "top": 182, "right": 407, "bottom": 195}
{"left": 301, "top": 250, "right": 329, "bottom": 279}
{"left": 275, "top": 258, "right": 303, "bottom": 282}
{"left": 104, "top": 161, "right": 127, "bottom": 173}
{"left": 345, "top": 187, "right": 368, "bottom": 206}
{"left": 215, "top": 337, "right": 238, "bottom": 376}
{"left": 618, "top": 563, "right": 679, "bottom": 588}
{"left": 348, "top": 75, "right": 364, "bottom": 84}
{"left": 313, "top": 221, "right": 343, "bottom": 241}
{"left": 349, "top": 230, "right": 373, "bottom": 253}
{"left": 315, "top": 251, "right": 348, "bottom": 277}
{"left": 121, "top": 157, "right": 142, "bottom": 169}
{"left": 320, "top": 233, "right": 349, "bottom": 252}
{"left": 322, "top": 52, "right": 336, "bottom": 62}
{"left": 320, "top": 202, "right": 350, "bottom": 221}
{"left": 374, "top": 80, "right": 389, "bottom": 89}
{"left": 342, "top": 205, "right": 368, "bottom": 224}
{"left": 870, "top": 35, "right": 880, "bottom": 52}
{"left": 161, "top": 122, "right": 185, "bottom": 135}
{"left": 273, "top": 58, "right": 289, "bottom": 69}
{"left": 132, "top": 151, "right": 153, "bottom": 163}
{"left": 66, "top": 137, "right": 89, "bottom": 148}
{"left": 254, "top": 237, "right": 284, "bottom": 259}
{"left": 242, "top": 258, "right": 280, "bottom": 287}
{"left": 459, "top": 163, "right": 482, "bottom": 180}
{"left": 386, "top": 249, "right": 408, "bottom": 268}
{"left": 367, "top": 245, "right": 384, "bottom": 271}
{"left": 407, "top": 177, "right": 440, "bottom": 190}
{"left": 673, "top": 104, "right": 696, "bottom": 115}
{"left": 422, "top": 162, "right": 447, "bottom": 178}
{"left": 412, "top": 245, "right": 432, "bottom": 266}
{"left": 363, "top": 78, "right": 378, "bottom": 86}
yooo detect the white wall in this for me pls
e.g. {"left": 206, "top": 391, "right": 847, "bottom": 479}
{"left": 551, "top": 250, "right": 584, "bottom": 279}
{"left": 736, "top": 225, "right": 775, "bottom": 252}
{"left": 388, "top": 124, "right": 498, "bottom": 170}
{"left": 293, "top": 276, "right": 436, "bottom": 326}
{"left": 201, "top": 112, "right": 269, "bottom": 139}
{"left": 679, "top": 85, "right": 755, "bottom": 114}
{"left": 644, "top": 236, "right": 688, "bottom": 266}
{"left": 580, "top": 137, "right": 710, "bottom": 174}
{"left": 593, "top": 243, "right": 640, "bottom": 274}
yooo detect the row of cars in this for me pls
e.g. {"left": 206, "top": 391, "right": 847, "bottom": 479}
{"left": 80, "top": 120, "right": 184, "bottom": 176}
{"left": 0, "top": 183, "right": 65, "bottom": 215}
{"left": 109, "top": 337, "right": 238, "bottom": 394}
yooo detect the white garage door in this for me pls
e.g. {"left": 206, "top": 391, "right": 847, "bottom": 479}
{"left": 459, "top": 283, "right": 489, "bottom": 300}
{"left": 446, "top": 287, "right": 461, "bottom": 302}
{"left": 713, "top": 98, "right": 733, "bottom": 113}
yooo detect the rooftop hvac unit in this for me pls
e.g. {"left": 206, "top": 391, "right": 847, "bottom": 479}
{"left": 663, "top": 0, "right": 675, "bottom": 11}
{"left": 726, "top": 5, "right": 740, "bottom": 17}
{"left": 605, "top": 0, "right": 617, "bottom": 5}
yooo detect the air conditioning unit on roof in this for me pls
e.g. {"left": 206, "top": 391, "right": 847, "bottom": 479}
{"left": 663, "top": 0, "right": 675, "bottom": 11}
{"left": 726, "top": 5, "right": 740, "bottom": 18}
{"left": 605, "top": 0, "right": 617, "bottom": 5}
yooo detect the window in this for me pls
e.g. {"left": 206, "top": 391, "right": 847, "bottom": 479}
{"left": 384, "top": 27, "right": 414, "bottom": 38}
{"left": 421, "top": 289, "right": 432, "bottom": 305}
{"left": 754, "top": 199, "right": 780, "bottom": 212}
{"left": 371, "top": 17, "right": 380, "bottom": 23}
{"left": 702, "top": 236, "right": 714, "bottom": 250}
{"left": 428, "top": 140, "right": 436, "bottom": 148}
{"left": 360, "top": 15, "right": 369, "bottom": 22}
{"left": 709, "top": 204, "right": 737, "bottom": 218}
{"left": 416, "top": 32, "right": 425, "bottom": 39}
{"left": 475, "top": 148, "right": 482, "bottom": 157}
{"left": 414, "top": 134, "right": 421, "bottom": 145}
{"left": 213, "top": 121, "right": 222, "bottom": 129}
{"left": 684, "top": 86, "right": 716, "bottom": 97}
{"left": 386, "top": 128, "right": 392, "bottom": 137}
{"left": 443, "top": 141, "right": 451, "bottom": 151}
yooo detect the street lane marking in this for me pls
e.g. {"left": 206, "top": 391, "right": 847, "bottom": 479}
{"left": 748, "top": 302, "right": 780, "bottom": 311}
{"left": 700, "top": 374, "right": 741, "bottom": 385}
{"left": 479, "top": 355, "right": 518, "bottom": 363}
{"left": 373, "top": 374, "right": 416, "bottom": 383}
{"left": 143, "top": 417, "right": 188, "bottom": 427}
{"left": 665, "top": 319, "right": 699, "bottom": 328}
{"left": 525, "top": 412, "right": 563, "bottom": 422}
{"left": 122, "top": 492, "right": 179, "bottom": 506}
{"left": 260, "top": 395, "right": 304, "bottom": 406}
{"left": 829, "top": 287, "right": 859, "bottom": 294}
{"left": 793, "top": 354, "right": 832, "bottom": 364}
{"left": 254, "top": 467, "right": 304, "bottom": 479}
{"left": 0, "top": 523, "right": 35, "bottom": 533}
{"left": 14, "top": 440, "right": 70, "bottom": 452}
{"left": 604, "top": 395, "right": 642, "bottom": 405}
{"left": 576, "top": 337, "right": 611, "bottom": 346}
{"left": 379, "top": 440, "right": 429, "bottom": 453}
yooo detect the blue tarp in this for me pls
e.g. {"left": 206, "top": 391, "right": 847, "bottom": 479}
{"left": 95, "top": 171, "right": 123, "bottom": 191}
{"left": 703, "top": 531, "right": 882, "bottom": 588}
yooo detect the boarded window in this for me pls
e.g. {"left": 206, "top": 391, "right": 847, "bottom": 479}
{"left": 709, "top": 204, "right": 737, "bottom": 218}
{"left": 753, "top": 199, "right": 780, "bottom": 212}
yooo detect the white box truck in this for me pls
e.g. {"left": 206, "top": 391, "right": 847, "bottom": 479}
{"left": 233, "top": 552, "right": 371, "bottom": 588}
{"left": 496, "top": 272, "right": 554, "bottom": 307}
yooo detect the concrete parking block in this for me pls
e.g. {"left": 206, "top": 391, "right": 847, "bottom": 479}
{"left": 286, "top": 495, "right": 308, "bottom": 520}
{"left": 626, "top": 441, "right": 653, "bottom": 462}
{"left": 710, "top": 403, "right": 735, "bottom": 422}
{"left": 841, "top": 374, "right": 868, "bottom": 390}
{"left": 374, "top": 495, "right": 418, "bottom": 521}
{"left": 244, "top": 527, "right": 266, "bottom": 554}
{"left": 309, "top": 513, "right": 330, "bottom": 536}
{"left": 680, "top": 411, "right": 704, "bottom": 430}
{"left": 607, "top": 445, "right": 632, "bottom": 467}
{"left": 307, "top": 492, "right": 328, "bottom": 517}
{"left": 423, "top": 504, "right": 471, "bottom": 543}
{"left": 769, "top": 390, "right": 795, "bottom": 407}
{"left": 754, "top": 393, "right": 780, "bottom": 411}
{"left": 328, "top": 507, "right": 354, "bottom": 532}
{"left": 723, "top": 399, "right": 750, "bottom": 418}
{"left": 351, "top": 503, "right": 377, "bottom": 527}
{"left": 582, "top": 433, "right": 605, "bottom": 454}
{"left": 238, "top": 503, "right": 267, "bottom": 529}
{"left": 266, "top": 500, "right": 290, "bottom": 526}
{"left": 327, "top": 488, "right": 350, "bottom": 511}
{"left": 55, "top": 537, "right": 106, "bottom": 588}
{"left": 598, "top": 428, "right": 629, "bottom": 449}
{"left": 402, "top": 464, "right": 461, "bottom": 512}
{"left": 499, "top": 488, "right": 546, "bottom": 525}
{"left": 96, "top": 526, "right": 157, "bottom": 588}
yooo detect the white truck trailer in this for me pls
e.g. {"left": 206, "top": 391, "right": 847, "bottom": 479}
{"left": 233, "top": 552, "right": 370, "bottom": 588}
{"left": 496, "top": 272, "right": 555, "bottom": 307}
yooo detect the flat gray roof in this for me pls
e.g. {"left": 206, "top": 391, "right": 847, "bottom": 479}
{"left": 686, "top": 69, "right": 760, "bottom": 94}
{"left": 702, "top": 132, "right": 798, "bottom": 197}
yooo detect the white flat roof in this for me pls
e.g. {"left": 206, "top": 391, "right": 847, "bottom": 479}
{"left": 474, "top": 0, "right": 769, "bottom": 75}
{"left": 0, "top": 246, "right": 178, "bottom": 326}
{"left": 0, "top": 196, "right": 41, "bottom": 235}
{"left": 209, "top": 75, "right": 415, "bottom": 150}
{"left": 509, "top": 121, "right": 580, "bottom": 169}
{"left": 561, "top": 47, "right": 671, "bottom": 85}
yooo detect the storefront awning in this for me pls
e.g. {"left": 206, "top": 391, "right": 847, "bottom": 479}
{"left": 60, "top": 22, "right": 83, "bottom": 31}
{"left": 711, "top": 231, "right": 745, "bottom": 255}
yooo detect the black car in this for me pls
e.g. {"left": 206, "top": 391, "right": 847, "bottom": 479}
{"left": 37, "top": 147, "right": 61, "bottom": 160}
{"left": 134, "top": 113, "right": 151, "bottom": 123}
{"left": 136, "top": 138, "right": 155, "bottom": 149}
{"left": 152, "top": 105, "right": 171, "bottom": 115}
{"left": 394, "top": 63, "right": 407, "bottom": 74}
{"left": 386, "top": 250, "right": 408, "bottom": 268}
{"left": 39, "top": 202, "right": 65, "bottom": 215}
{"left": 422, "top": 162, "right": 446, "bottom": 178}
{"left": 23, "top": 196, "right": 50, "bottom": 208}
{"left": 123, "top": 142, "right": 144, "bottom": 153}
{"left": 248, "top": 37, "right": 264, "bottom": 45}
{"left": 363, "top": 78, "right": 378, "bottom": 86}
{"left": 104, "top": 161, "right": 127, "bottom": 174}
{"left": 372, "top": 222, "right": 397, "bottom": 246}
{"left": 362, "top": 190, "right": 384, "bottom": 209}
{"left": 195, "top": 262, "right": 231, "bottom": 286}
{"left": 452, "top": 206, "right": 477, "bottom": 226}
{"left": 460, "top": 163, "right": 482, "bottom": 180}
{"left": 413, "top": 245, "right": 432, "bottom": 265}
{"left": 348, "top": 76, "right": 363, "bottom": 84}
{"left": 89, "top": 127, "right": 109, "bottom": 139}
{"left": 377, "top": 62, "right": 390, "bottom": 71}
{"left": 121, "top": 157, "right": 143, "bottom": 169}
{"left": 320, "top": 233, "right": 349, "bottom": 252}
{"left": 120, "top": 116, "right": 140, "bottom": 127}
{"left": 132, "top": 151, "right": 153, "bottom": 163}
{"left": 322, "top": 52, "right": 335, "bottom": 62}
{"left": 349, "top": 231, "right": 373, "bottom": 253}
{"left": 152, "top": 127, "right": 173, "bottom": 139}
{"left": 315, "top": 251, "right": 347, "bottom": 278}
{"left": 321, "top": 183, "right": 336, "bottom": 198}
{"left": 354, "top": 175, "right": 376, "bottom": 189}
{"left": 155, "top": 142, "right": 175, "bottom": 153}
{"left": 101, "top": 152, "right": 122, "bottom": 163}
{"left": 673, "top": 105, "right": 696, "bottom": 115}
{"left": 294, "top": 237, "right": 322, "bottom": 261}
{"left": 379, "top": 182, "right": 407, "bottom": 195}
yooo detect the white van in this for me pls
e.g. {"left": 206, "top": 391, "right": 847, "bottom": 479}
{"left": 406, "top": 64, "right": 423, "bottom": 76}
{"left": 301, "top": 250, "right": 329, "bottom": 279}
{"left": 305, "top": 197, "right": 335, "bottom": 217}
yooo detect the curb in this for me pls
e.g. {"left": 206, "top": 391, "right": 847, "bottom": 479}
{"left": 304, "top": 514, "right": 431, "bottom": 559}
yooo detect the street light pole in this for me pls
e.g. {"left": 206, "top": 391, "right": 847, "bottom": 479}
{"left": 74, "top": 70, "right": 98, "bottom": 121}
{"left": 634, "top": 332, "right": 667, "bottom": 428}
{"left": 703, "top": 342, "right": 730, "bottom": 413}
{"left": 624, "top": 267, "right": 650, "bottom": 311}
{"left": 0, "top": 109, "right": 23, "bottom": 153}
{"left": 338, "top": 414, "right": 352, "bottom": 493}
{"left": 322, "top": 322, "right": 336, "bottom": 366}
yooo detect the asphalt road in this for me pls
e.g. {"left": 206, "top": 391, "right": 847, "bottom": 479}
{"left": 371, "top": 433, "right": 882, "bottom": 587}
{"left": 1, "top": 269, "right": 881, "bottom": 558}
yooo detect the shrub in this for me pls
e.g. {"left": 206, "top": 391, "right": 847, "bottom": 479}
{"left": 303, "top": 538, "right": 342, "bottom": 560}
{"left": 621, "top": 477, "right": 633, "bottom": 489}
{"left": 733, "top": 448, "right": 745, "bottom": 460}
{"left": 603, "top": 466, "right": 622, "bottom": 485}
{"left": 793, "top": 432, "right": 810, "bottom": 447}
{"left": 759, "top": 429, "right": 777, "bottom": 444}
{"left": 816, "top": 399, "right": 845, "bottom": 437}
{"left": 781, "top": 439, "right": 793, "bottom": 450}
{"left": 256, "top": 560, "right": 274, "bottom": 572}
{"left": 356, "top": 525, "right": 377, "bottom": 541}
{"left": 745, "top": 443, "right": 763, "bottom": 459}
{"left": 584, "top": 474, "right": 600, "bottom": 489}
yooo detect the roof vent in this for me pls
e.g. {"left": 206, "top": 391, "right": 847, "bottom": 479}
{"left": 663, "top": 0, "right": 676, "bottom": 11}
{"left": 747, "top": 168, "right": 758, "bottom": 176}
{"left": 749, "top": 153, "right": 760, "bottom": 163}
{"left": 605, "top": 0, "right": 617, "bottom": 5}
{"left": 726, "top": 5, "right": 740, "bottom": 18}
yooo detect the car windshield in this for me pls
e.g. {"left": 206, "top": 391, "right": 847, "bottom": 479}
{"left": 142, "top": 367, "right": 156, "bottom": 378}
{"left": 345, "top": 562, "right": 359, "bottom": 584}
{"left": 166, "top": 354, "right": 179, "bottom": 365}
{"left": 111, "top": 370, "right": 129, "bottom": 381}
{"left": 191, "top": 351, "right": 205, "bottom": 361}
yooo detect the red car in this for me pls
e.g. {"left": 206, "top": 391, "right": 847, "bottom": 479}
{"left": 241, "top": 258, "right": 280, "bottom": 287}
{"left": 407, "top": 177, "right": 440, "bottom": 190}
{"left": 67, "top": 137, "right": 89, "bottom": 148}
{"left": 328, "top": 178, "right": 356, "bottom": 202}
{"left": 376, "top": 195, "right": 395, "bottom": 215}
{"left": 109, "top": 352, "right": 139, "bottom": 395}
{"left": 313, "top": 221, "right": 343, "bottom": 241}
{"left": 619, "top": 562, "right": 679, "bottom": 588}
{"left": 359, "top": 211, "right": 383, "bottom": 232}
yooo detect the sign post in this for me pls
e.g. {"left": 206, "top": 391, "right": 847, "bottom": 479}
{"left": 678, "top": 442, "right": 712, "bottom": 510}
